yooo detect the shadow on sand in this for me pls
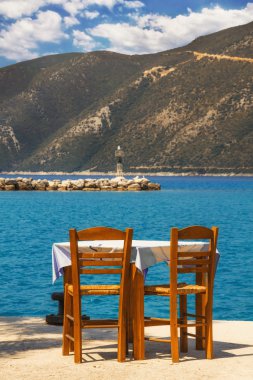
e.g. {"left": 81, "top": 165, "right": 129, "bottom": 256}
{"left": 0, "top": 317, "right": 253, "bottom": 363}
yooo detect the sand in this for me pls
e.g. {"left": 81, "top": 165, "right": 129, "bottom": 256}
{"left": 1, "top": 318, "right": 253, "bottom": 380}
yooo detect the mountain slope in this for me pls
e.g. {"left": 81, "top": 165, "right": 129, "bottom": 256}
{"left": 0, "top": 21, "right": 253, "bottom": 173}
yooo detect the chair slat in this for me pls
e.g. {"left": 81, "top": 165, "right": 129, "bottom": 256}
{"left": 178, "top": 267, "right": 208, "bottom": 273}
{"left": 77, "top": 226, "right": 125, "bottom": 240}
{"left": 79, "top": 252, "right": 123, "bottom": 259}
{"left": 178, "top": 251, "right": 211, "bottom": 257}
{"left": 65, "top": 334, "right": 74, "bottom": 342}
{"left": 184, "top": 312, "right": 206, "bottom": 320}
{"left": 80, "top": 268, "right": 122, "bottom": 274}
{"left": 178, "top": 226, "right": 213, "bottom": 239}
{"left": 145, "top": 337, "right": 172, "bottom": 343}
{"left": 185, "top": 332, "right": 206, "bottom": 340}
{"left": 79, "top": 260, "right": 123, "bottom": 267}
{"left": 177, "top": 259, "right": 210, "bottom": 266}
{"left": 82, "top": 319, "right": 119, "bottom": 325}
{"left": 180, "top": 322, "right": 207, "bottom": 328}
{"left": 82, "top": 324, "right": 119, "bottom": 329}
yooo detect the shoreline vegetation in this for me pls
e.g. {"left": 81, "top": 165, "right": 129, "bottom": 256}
{"left": 1, "top": 171, "right": 253, "bottom": 177}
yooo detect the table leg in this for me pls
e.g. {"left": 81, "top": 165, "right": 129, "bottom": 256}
{"left": 63, "top": 266, "right": 72, "bottom": 285}
{"left": 131, "top": 265, "right": 145, "bottom": 360}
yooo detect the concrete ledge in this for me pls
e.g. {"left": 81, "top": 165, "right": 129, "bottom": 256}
{"left": 0, "top": 318, "right": 253, "bottom": 379}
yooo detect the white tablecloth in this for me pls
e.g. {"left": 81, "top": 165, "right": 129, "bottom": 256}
{"left": 52, "top": 240, "right": 216, "bottom": 283}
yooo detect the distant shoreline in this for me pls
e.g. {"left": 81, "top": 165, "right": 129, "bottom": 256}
{"left": 1, "top": 171, "right": 253, "bottom": 177}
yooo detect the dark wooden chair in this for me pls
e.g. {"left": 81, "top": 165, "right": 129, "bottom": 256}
{"left": 62, "top": 226, "right": 133, "bottom": 363}
{"left": 144, "top": 226, "right": 219, "bottom": 362}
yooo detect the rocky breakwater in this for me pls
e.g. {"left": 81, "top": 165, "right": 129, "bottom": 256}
{"left": 0, "top": 177, "right": 161, "bottom": 191}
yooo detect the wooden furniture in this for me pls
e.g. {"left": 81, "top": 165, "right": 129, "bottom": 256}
{"left": 144, "top": 226, "right": 219, "bottom": 362}
{"left": 62, "top": 226, "right": 133, "bottom": 363}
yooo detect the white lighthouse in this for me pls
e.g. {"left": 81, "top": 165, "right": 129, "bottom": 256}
{"left": 115, "top": 146, "right": 124, "bottom": 177}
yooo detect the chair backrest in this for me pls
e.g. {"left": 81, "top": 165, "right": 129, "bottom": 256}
{"left": 69, "top": 226, "right": 133, "bottom": 316}
{"left": 170, "top": 226, "right": 219, "bottom": 294}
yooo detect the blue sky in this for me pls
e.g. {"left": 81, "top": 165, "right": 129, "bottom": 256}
{"left": 0, "top": 1, "right": 252, "bottom": 67}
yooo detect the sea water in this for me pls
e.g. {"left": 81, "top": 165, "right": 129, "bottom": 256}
{"left": 0, "top": 176, "right": 252, "bottom": 320}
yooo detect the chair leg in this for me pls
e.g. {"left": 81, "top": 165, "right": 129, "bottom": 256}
{"left": 180, "top": 295, "right": 188, "bottom": 353}
{"left": 205, "top": 301, "right": 213, "bottom": 359}
{"left": 69, "top": 296, "right": 74, "bottom": 352}
{"left": 73, "top": 297, "right": 82, "bottom": 363}
{"left": 125, "top": 318, "right": 129, "bottom": 357}
{"left": 118, "top": 320, "right": 126, "bottom": 362}
{"left": 196, "top": 293, "right": 206, "bottom": 350}
{"left": 170, "top": 296, "right": 179, "bottom": 363}
{"left": 62, "top": 285, "right": 71, "bottom": 356}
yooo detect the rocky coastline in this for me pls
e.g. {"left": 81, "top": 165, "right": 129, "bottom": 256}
{"left": 0, "top": 177, "right": 161, "bottom": 191}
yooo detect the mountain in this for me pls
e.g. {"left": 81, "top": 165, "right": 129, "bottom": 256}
{"left": 0, "top": 21, "right": 253, "bottom": 174}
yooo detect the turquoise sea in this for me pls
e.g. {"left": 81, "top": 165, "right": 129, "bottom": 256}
{"left": 0, "top": 176, "right": 253, "bottom": 320}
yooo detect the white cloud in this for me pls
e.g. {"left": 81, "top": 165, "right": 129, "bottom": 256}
{"left": 83, "top": 0, "right": 119, "bottom": 9}
{"left": 0, "top": 0, "right": 120, "bottom": 19}
{"left": 63, "top": 0, "right": 141, "bottom": 16}
{"left": 90, "top": 23, "right": 163, "bottom": 54}
{"left": 89, "top": 4, "right": 253, "bottom": 54}
{"left": 0, "top": 0, "right": 44, "bottom": 18}
{"left": 0, "top": 0, "right": 145, "bottom": 20}
{"left": 64, "top": 15, "right": 80, "bottom": 27}
{"left": 0, "top": 11, "right": 68, "bottom": 61}
{"left": 136, "top": 4, "right": 253, "bottom": 38}
{"left": 0, "top": 0, "right": 66, "bottom": 18}
{"left": 83, "top": 10, "right": 100, "bottom": 19}
{"left": 121, "top": 1, "right": 144, "bottom": 9}
{"left": 62, "top": 0, "right": 123, "bottom": 16}
{"left": 72, "top": 29, "right": 98, "bottom": 50}
{"left": 63, "top": 0, "right": 85, "bottom": 16}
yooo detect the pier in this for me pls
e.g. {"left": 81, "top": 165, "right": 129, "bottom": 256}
{"left": 0, "top": 177, "right": 161, "bottom": 191}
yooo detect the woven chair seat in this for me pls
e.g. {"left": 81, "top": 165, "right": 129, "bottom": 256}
{"left": 67, "top": 284, "right": 120, "bottom": 295}
{"left": 144, "top": 282, "right": 207, "bottom": 295}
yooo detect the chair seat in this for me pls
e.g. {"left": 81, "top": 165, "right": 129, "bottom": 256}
{"left": 67, "top": 284, "right": 120, "bottom": 295}
{"left": 144, "top": 282, "right": 207, "bottom": 295}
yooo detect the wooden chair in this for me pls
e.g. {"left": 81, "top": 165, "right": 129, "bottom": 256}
{"left": 144, "top": 226, "right": 219, "bottom": 362}
{"left": 62, "top": 226, "right": 133, "bottom": 363}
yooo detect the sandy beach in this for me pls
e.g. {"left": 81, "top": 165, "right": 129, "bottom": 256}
{"left": 1, "top": 318, "right": 253, "bottom": 380}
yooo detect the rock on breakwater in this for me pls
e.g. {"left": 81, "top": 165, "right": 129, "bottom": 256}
{"left": 0, "top": 176, "right": 161, "bottom": 191}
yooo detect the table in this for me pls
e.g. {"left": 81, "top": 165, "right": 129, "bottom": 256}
{"left": 52, "top": 240, "right": 219, "bottom": 359}
{"left": 52, "top": 240, "right": 214, "bottom": 283}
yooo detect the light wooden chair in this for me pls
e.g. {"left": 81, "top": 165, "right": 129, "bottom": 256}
{"left": 144, "top": 226, "right": 219, "bottom": 362}
{"left": 62, "top": 226, "right": 133, "bottom": 363}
